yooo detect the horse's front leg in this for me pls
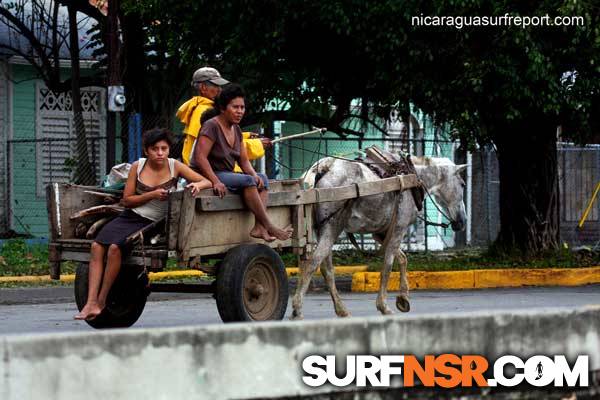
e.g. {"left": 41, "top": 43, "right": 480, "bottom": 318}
{"left": 395, "top": 249, "right": 410, "bottom": 312}
{"left": 320, "top": 251, "right": 350, "bottom": 317}
{"left": 376, "top": 242, "right": 396, "bottom": 315}
{"left": 291, "top": 223, "right": 341, "bottom": 320}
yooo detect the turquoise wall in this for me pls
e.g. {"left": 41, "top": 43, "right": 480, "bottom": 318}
{"left": 10, "top": 65, "right": 46, "bottom": 236}
{"left": 9, "top": 64, "right": 110, "bottom": 237}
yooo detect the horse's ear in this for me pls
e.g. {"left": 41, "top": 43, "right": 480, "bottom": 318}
{"left": 455, "top": 164, "right": 468, "bottom": 175}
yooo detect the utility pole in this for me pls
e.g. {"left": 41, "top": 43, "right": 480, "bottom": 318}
{"left": 105, "top": 0, "right": 120, "bottom": 171}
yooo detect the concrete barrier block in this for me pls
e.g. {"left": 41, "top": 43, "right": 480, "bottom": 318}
{"left": 1, "top": 306, "right": 599, "bottom": 400}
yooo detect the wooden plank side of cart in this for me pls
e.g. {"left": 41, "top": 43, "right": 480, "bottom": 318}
{"left": 195, "top": 174, "right": 419, "bottom": 211}
{"left": 48, "top": 174, "right": 418, "bottom": 266}
{"left": 175, "top": 174, "right": 419, "bottom": 260}
{"left": 46, "top": 184, "right": 169, "bottom": 269}
{"left": 173, "top": 180, "right": 306, "bottom": 260}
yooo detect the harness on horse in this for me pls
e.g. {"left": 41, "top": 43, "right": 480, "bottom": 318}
{"left": 315, "top": 146, "right": 453, "bottom": 253}
{"left": 361, "top": 147, "right": 453, "bottom": 230}
{"left": 357, "top": 149, "right": 425, "bottom": 212}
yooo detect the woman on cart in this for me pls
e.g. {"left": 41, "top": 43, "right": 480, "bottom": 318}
{"left": 75, "top": 128, "right": 212, "bottom": 321}
{"left": 192, "top": 84, "right": 292, "bottom": 242}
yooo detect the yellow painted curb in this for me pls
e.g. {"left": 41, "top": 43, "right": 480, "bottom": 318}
{"left": 0, "top": 272, "right": 203, "bottom": 284}
{"left": 0, "top": 275, "right": 73, "bottom": 283}
{"left": 149, "top": 270, "right": 204, "bottom": 280}
{"left": 286, "top": 265, "right": 368, "bottom": 277}
{"left": 474, "top": 267, "right": 600, "bottom": 288}
{"left": 0, "top": 266, "right": 368, "bottom": 284}
{"left": 351, "top": 267, "right": 600, "bottom": 292}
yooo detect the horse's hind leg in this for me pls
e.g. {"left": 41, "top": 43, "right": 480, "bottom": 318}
{"left": 320, "top": 251, "right": 350, "bottom": 317}
{"left": 376, "top": 242, "right": 396, "bottom": 315}
{"left": 395, "top": 249, "right": 410, "bottom": 312}
{"left": 292, "top": 223, "right": 342, "bottom": 320}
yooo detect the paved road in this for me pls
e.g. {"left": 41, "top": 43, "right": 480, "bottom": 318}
{"left": 0, "top": 285, "right": 598, "bottom": 335}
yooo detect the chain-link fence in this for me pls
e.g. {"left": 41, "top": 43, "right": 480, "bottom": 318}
{"left": 6, "top": 135, "right": 112, "bottom": 238}
{"left": 5, "top": 110, "right": 598, "bottom": 251}
{"left": 558, "top": 143, "right": 600, "bottom": 248}
{"left": 3, "top": 107, "right": 173, "bottom": 238}
{"left": 270, "top": 136, "right": 463, "bottom": 252}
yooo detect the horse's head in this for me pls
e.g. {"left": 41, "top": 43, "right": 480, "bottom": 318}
{"left": 412, "top": 157, "right": 468, "bottom": 232}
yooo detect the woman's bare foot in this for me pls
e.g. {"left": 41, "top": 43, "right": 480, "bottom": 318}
{"left": 74, "top": 301, "right": 104, "bottom": 321}
{"left": 250, "top": 225, "right": 276, "bottom": 242}
{"left": 266, "top": 224, "right": 293, "bottom": 241}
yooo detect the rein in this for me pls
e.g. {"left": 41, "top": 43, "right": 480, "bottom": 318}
{"left": 416, "top": 180, "right": 454, "bottom": 229}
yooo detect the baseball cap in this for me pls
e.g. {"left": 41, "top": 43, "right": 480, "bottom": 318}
{"left": 191, "top": 67, "right": 229, "bottom": 86}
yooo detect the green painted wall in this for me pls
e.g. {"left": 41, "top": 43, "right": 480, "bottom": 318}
{"left": 9, "top": 64, "right": 107, "bottom": 237}
{"left": 10, "top": 65, "right": 45, "bottom": 236}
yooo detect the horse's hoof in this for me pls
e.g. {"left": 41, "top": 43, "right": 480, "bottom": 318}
{"left": 376, "top": 303, "right": 394, "bottom": 315}
{"left": 290, "top": 312, "right": 304, "bottom": 321}
{"left": 336, "top": 309, "right": 351, "bottom": 318}
{"left": 396, "top": 296, "right": 410, "bottom": 312}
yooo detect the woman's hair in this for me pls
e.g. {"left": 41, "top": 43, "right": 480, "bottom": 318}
{"left": 200, "top": 107, "right": 220, "bottom": 124}
{"left": 214, "top": 83, "right": 245, "bottom": 112}
{"left": 142, "top": 128, "right": 173, "bottom": 149}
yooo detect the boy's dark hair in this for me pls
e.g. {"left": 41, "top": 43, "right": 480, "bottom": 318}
{"left": 214, "top": 84, "right": 245, "bottom": 112}
{"left": 142, "top": 128, "right": 174, "bottom": 149}
{"left": 200, "top": 107, "right": 220, "bottom": 124}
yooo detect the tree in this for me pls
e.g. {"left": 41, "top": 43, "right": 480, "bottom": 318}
{"left": 125, "top": 0, "right": 417, "bottom": 137}
{"left": 404, "top": 1, "right": 600, "bottom": 252}
{"left": 126, "top": 0, "right": 599, "bottom": 253}
{"left": 0, "top": 0, "right": 105, "bottom": 184}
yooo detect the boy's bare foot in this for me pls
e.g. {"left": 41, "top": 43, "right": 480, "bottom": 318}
{"left": 250, "top": 225, "right": 276, "bottom": 242}
{"left": 267, "top": 225, "right": 293, "bottom": 241}
{"left": 74, "top": 302, "right": 104, "bottom": 321}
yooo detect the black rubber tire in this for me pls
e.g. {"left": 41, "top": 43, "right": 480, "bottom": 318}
{"left": 215, "top": 244, "right": 288, "bottom": 322}
{"left": 74, "top": 262, "right": 149, "bottom": 329}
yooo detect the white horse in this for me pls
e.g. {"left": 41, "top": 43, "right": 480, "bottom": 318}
{"left": 291, "top": 155, "right": 467, "bottom": 319}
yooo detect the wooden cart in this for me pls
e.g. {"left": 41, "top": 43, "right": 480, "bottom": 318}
{"left": 46, "top": 174, "right": 418, "bottom": 328}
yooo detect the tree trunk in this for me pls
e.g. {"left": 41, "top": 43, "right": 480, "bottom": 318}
{"left": 494, "top": 118, "right": 560, "bottom": 253}
{"left": 68, "top": 6, "right": 94, "bottom": 185}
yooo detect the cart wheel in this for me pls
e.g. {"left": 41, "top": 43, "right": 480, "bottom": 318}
{"left": 74, "top": 262, "right": 149, "bottom": 329}
{"left": 216, "top": 244, "right": 288, "bottom": 322}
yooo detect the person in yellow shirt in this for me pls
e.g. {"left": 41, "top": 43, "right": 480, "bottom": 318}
{"left": 176, "top": 67, "right": 269, "bottom": 171}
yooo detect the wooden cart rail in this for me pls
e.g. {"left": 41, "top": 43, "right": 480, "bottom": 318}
{"left": 196, "top": 174, "right": 419, "bottom": 212}
{"left": 47, "top": 174, "right": 419, "bottom": 273}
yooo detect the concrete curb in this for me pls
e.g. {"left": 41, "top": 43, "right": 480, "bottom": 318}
{"left": 2, "top": 306, "right": 599, "bottom": 400}
{"left": 351, "top": 266, "right": 600, "bottom": 292}
{"left": 0, "top": 265, "right": 368, "bottom": 284}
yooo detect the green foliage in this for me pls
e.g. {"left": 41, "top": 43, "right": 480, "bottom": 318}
{"left": 0, "top": 239, "right": 75, "bottom": 276}
{"left": 279, "top": 248, "right": 598, "bottom": 271}
{"left": 123, "top": 0, "right": 599, "bottom": 142}
{"left": 118, "top": 1, "right": 599, "bottom": 252}
{"left": 0, "top": 239, "right": 48, "bottom": 276}
{"left": 122, "top": 0, "right": 422, "bottom": 135}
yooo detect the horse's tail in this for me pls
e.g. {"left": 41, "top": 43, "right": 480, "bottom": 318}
{"left": 300, "top": 157, "right": 336, "bottom": 189}
{"left": 300, "top": 157, "right": 338, "bottom": 247}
